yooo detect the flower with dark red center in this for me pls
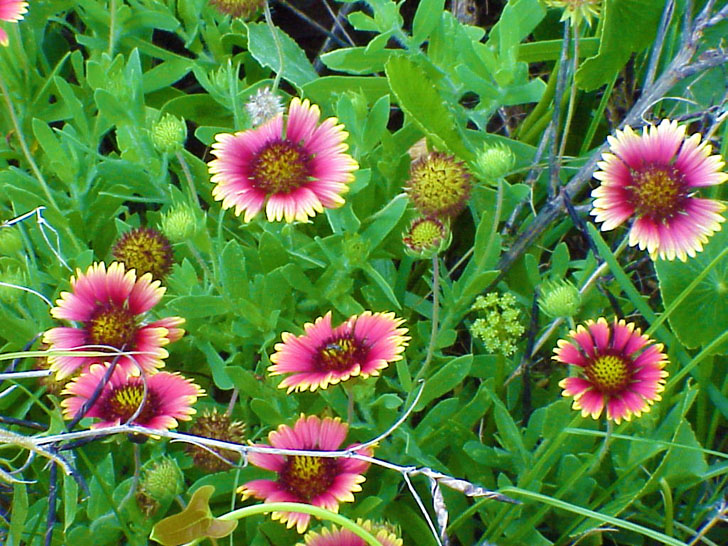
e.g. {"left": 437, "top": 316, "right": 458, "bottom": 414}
{"left": 112, "top": 227, "right": 174, "bottom": 281}
{"left": 268, "top": 311, "right": 409, "bottom": 393}
{"left": 554, "top": 318, "right": 669, "bottom": 424}
{"left": 61, "top": 363, "right": 203, "bottom": 430}
{"left": 298, "top": 519, "right": 403, "bottom": 546}
{"left": 591, "top": 119, "right": 727, "bottom": 261}
{"left": 237, "top": 415, "right": 373, "bottom": 533}
{"left": 208, "top": 97, "right": 358, "bottom": 223}
{"left": 43, "top": 262, "right": 185, "bottom": 379}
{"left": 406, "top": 151, "right": 471, "bottom": 218}
{"left": 0, "top": 1, "right": 27, "bottom": 45}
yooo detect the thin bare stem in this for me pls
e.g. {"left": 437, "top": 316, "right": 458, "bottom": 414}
{"left": 175, "top": 150, "right": 199, "bottom": 207}
{"left": 548, "top": 22, "right": 571, "bottom": 197}
{"left": 558, "top": 29, "right": 580, "bottom": 160}
{"left": 412, "top": 257, "right": 441, "bottom": 386}
{"left": 0, "top": 74, "right": 59, "bottom": 210}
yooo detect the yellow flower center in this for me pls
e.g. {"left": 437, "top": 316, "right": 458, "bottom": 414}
{"left": 584, "top": 354, "right": 631, "bottom": 394}
{"left": 105, "top": 382, "right": 157, "bottom": 423}
{"left": 408, "top": 153, "right": 471, "bottom": 217}
{"left": 317, "top": 337, "right": 364, "bottom": 372}
{"left": 113, "top": 228, "right": 173, "bottom": 280}
{"left": 627, "top": 164, "right": 686, "bottom": 220}
{"left": 251, "top": 141, "right": 311, "bottom": 194}
{"left": 280, "top": 455, "right": 336, "bottom": 501}
{"left": 87, "top": 306, "right": 137, "bottom": 349}
{"left": 408, "top": 218, "right": 443, "bottom": 250}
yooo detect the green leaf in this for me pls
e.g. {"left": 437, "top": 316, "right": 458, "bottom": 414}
{"left": 415, "top": 355, "right": 473, "bottom": 410}
{"left": 303, "top": 76, "right": 390, "bottom": 105}
{"left": 200, "top": 341, "right": 234, "bottom": 390}
{"left": 360, "top": 193, "right": 408, "bottom": 249}
{"left": 362, "top": 94, "right": 390, "bottom": 153}
{"left": 167, "top": 295, "right": 230, "bottom": 318}
{"left": 63, "top": 471, "right": 79, "bottom": 532}
{"left": 576, "top": 0, "right": 663, "bottom": 91}
{"left": 484, "top": 383, "right": 531, "bottom": 471}
{"left": 655, "top": 228, "right": 728, "bottom": 349}
{"left": 412, "top": 0, "right": 445, "bottom": 47}
{"left": 9, "top": 483, "right": 28, "bottom": 545}
{"left": 321, "top": 47, "right": 393, "bottom": 75}
{"left": 246, "top": 22, "right": 318, "bottom": 89}
{"left": 385, "top": 55, "right": 473, "bottom": 160}
{"left": 150, "top": 486, "right": 238, "bottom": 546}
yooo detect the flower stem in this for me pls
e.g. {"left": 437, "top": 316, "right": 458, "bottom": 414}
{"left": 412, "top": 255, "right": 440, "bottom": 386}
{"left": 588, "top": 419, "right": 613, "bottom": 475}
{"left": 175, "top": 150, "right": 199, "bottom": 207}
{"left": 202, "top": 502, "right": 381, "bottom": 545}
{"left": 0, "top": 72, "right": 59, "bottom": 210}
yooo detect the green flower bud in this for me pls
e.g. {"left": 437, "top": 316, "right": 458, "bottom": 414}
{"left": 402, "top": 216, "right": 452, "bottom": 259}
{"left": 474, "top": 143, "right": 515, "bottom": 182}
{"left": 0, "top": 228, "right": 23, "bottom": 256}
{"left": 539, "top": 279, "right": 581, "bottom": 319}
{"left": 139, "top": 457, "right": 183, "bottom": 503}
{"left": 160, "top": 205, "right": 199, "bottom": 243}
{"left": 151, "top": 114, "right": 187, "bottom": 154}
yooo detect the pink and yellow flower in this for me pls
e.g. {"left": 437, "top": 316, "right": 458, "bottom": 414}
{"left": 237, "top": 415, "right": 373, "bottom": 533}
{"left": 0, "top": 1, "right": 27, "bottom": 46}
{"left": 61, "top": 363, "right": 203, "bottom": 430}
{"left": 268, "top": 311, "right": 409, "bottom": 393}
{"left": 298, "top": 519, "right": 403, "bottom": 546}
{"left": 208, "top": 97, "right": 358, "bottom": 223}
{"left": 554, "top": 318, "right": 669, "bottom": 424}
{"left": 591, "top": 119, "right": 727, "bottom": 261}
{"left": 43, "top": 262, "right": 185, "bottom": 379}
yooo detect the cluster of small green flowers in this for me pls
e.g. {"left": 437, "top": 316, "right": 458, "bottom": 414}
{"left": 470, "top": 293, "right": 525, "bottom": 356}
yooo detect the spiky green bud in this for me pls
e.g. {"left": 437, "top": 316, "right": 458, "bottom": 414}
{"left": 539, "top": 279, "right": 581, "bottom": 318}
{"left": 139, "top": 457, "right": 183, "bottom": 503}
{"left": 151, "top": 114, "right": 187, "bottom": 154}
{"left": 160, "top": 205, "right": 199, "bottom": 243}
{"left": 474, "top": 143, "right": 515, "bottom": 182}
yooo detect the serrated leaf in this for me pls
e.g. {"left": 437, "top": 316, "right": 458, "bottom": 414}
{"left": 246, "top": 22, "right": 317, "bottom": 89}
{"left": 576, "top": 0, "right": 663, "bottom": 91}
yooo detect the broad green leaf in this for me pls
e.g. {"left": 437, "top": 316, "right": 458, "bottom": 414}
{"left": 576, "top": 0, "right": 663, "bottom": 91}
{"left": 385, "top": 55, "right": 473, "bottom": 160}
{"left": 167, "top": 295, "right": 230, "bottom": 318}
{"left": 246, "top": 22, "right": 318, "bottom": 89}
{"left": 303, "top": 76, "right": 390, "bottom": 105}
{"left": 9, "top": 483, "right": 28, "bottom": 545}
{"left": 415, "top": 355, "right": 473, "bottom": 410}
{"left": 655, "top": 227, "right": 728, "bottom": 349}
{"left": 412, "top": 0, "right": 445, "bottom": 47}
{"left": 321, "top": 47, "right": 393, "bottom": 74}
{"left": 200, "top": 341, "right": 234, "bottom": 390}
{"left": 63, "top": 472, "right": 79, "bottom": 532}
